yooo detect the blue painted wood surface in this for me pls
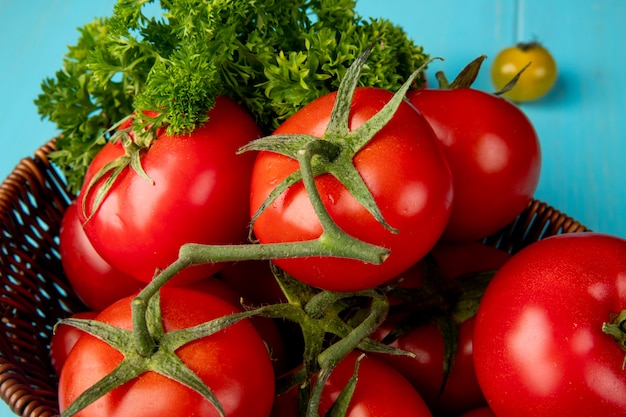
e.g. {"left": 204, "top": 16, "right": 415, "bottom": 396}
{"left": 0, "top": 0, "right": 624, "bottom": 415}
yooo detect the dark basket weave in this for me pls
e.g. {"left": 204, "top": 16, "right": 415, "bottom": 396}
{"left": 0, "top": 140, "right": 589, "bottom": 417}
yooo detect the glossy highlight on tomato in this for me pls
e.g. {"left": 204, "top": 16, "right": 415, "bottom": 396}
{"left": 49, "top": 311, "right": 99, "bottom": 376}
{"left": 78, "top": 96, "right": 262, "bottom": 285}
{"left": 250, "top": 87, "right": 454, "bottom": 292}
{"left": 59, "top": 200, "right": 144, "bottom": 311}
{"left": 58, "top": 287, "right": 275, "bottom": 417}
{"left": 272, "top": 352, "right": 433, "bottom": 417}
{"left": 408, "top": 87, "right": 541, "bottom": 242}
{"left": 473, "top": 233, "right": 626, "bottom": 417}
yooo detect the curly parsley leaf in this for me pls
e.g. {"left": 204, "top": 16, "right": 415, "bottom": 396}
{"left": 35, "top": 0, "right": 429, "bottom": 193}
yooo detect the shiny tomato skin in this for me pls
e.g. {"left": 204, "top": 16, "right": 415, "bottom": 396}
{"left": 251, "top": 87, "right": 453, "bottom": 292}
{"left": 373, "top": 317, "right": 485, "bottom": 416}
{"left": 408, "top": 88, "right": 541, "bottom": 242}
{"left": 49, "top": 311, "right": 99, "bottom": 376}
{"left": 272, "top": 352, "right": 432, "bottom": 417}
{"left": 59, "top": 200, "right": 144, "bottom": 311}
{"left": 185, "top": 277, "right": 289, "bottom": 374}
{"left": 473, "top": 233, "right": 626, "bottom": 417}
{"left": 375, "top": 241, "right": 510, "bottom": 415}
{"left": 491, "top": 42, "right": 557, "bottom": 102}
{"left": 78, "top": 96, "right": 261, "bottom": 285}
{"left": 58, "top": 287, "right": 275, "bottom": 417}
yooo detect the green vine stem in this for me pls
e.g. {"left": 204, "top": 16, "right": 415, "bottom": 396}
{"left": 603, "top": 310, "right": 626, "bottom": 369}
{"left": 63, "top": 41, "right": 432, "bottom": 417}
{"left": 130, "top": 136, "right": 390, "bottom": 355}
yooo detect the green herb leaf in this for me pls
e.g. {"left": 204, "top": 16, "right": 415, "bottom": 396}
{"left": 36, "top": 0, "right": 429, "bottom": 192}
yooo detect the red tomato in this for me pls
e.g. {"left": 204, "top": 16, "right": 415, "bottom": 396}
{"left": 373, "top": 316, "right": 485, "bottom": 416}
{"left": 59, "top": 200, "right": 144, "bottom": 311}
{"left": 49, "top": 310, "right": 98, "bottom": 376}
{"left": 250, "top": 87, "right": 453, "bottom": 292}
{"left": 473, "top": 233, "right": 626, "bottom": 417}
{"left": 375, "top": 241, "right": 511, "bottom": 415}
{"left": 408, "top": 88, "right": 541, "bottom": 242}
{"left": 58, "top": 287, "right": 275, "bottom": 417}
{"left": 272, "top": 351, "right": 433, "bottom": 417}
{"left": 78, "top": 96, "right": 261, "bottom": 285}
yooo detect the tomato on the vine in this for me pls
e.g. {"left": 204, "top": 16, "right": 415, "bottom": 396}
{"left": 375, "top": 241, "right": 511, "bottom": 415}
{"left": 408, "top": 87, "right": 541, "bottom": 241}
{"left": 59, "top": 200, "right": 144, "bottom": 311}
{"left": 78, "top": 96, "right": 262, "bottom": 285}
{"left": 473, "top": 233, "right": 626, "bottom": 417}
{"left": 491, "top": 42, "right": 557, "bottom": 102}
{"left": 58, "top": 287, "right": 275, "bottom": 417}
{"left": 272, "top": 352, "right": 433, "bottom": 417}
{"left": 374, "top": 316, "right": 485, "bottom": 416}
{"left": 49, "top": 310, "right": 98, "bottom": 376}
{"left": 250, "top": 87, "right": 453, "bottom": 292}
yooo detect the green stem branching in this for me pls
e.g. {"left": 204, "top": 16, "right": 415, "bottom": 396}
{"left": 130, "top": 137, "right": 390, "bottom": 356}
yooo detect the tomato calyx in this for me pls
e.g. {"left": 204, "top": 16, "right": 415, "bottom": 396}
{"left": 80, "top": 114, "right": 160, "bottom": 221}
{"left": 435, "top": 54, "right": 530, "bottom": 96}
{"left": 435, "top": 55, "right": 486, "bottom": 90}
{"left": 380, "top": 255, "right": 496, "bottom": 394}
{"left": 256, "top": 267, "right": 410, "bottom": 416}
{"left": 515, "top": 41, "right": 542, "bottom": 52}
{"left": 240, "top": 40, "right": 437, "bottom": 234}
{"left": 58, "top": 292, "right": 260, "bottom": 417}
{"left": 602, "top": 310, "right": 626, "bottom": 368}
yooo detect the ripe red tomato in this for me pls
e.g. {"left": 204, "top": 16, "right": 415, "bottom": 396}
{"left": 407, "top": 88, "right": 541, "bottom": 242}
{"left": 49, "top": 310, "right": 98, "bottom": 376}
{"left": 59, "top": 200, "right": 144, "bottom": 311}
{"left": 185, "top": 277, "right": 289, "bottom": 374}
{"left": 375, "top": 241, "right": 510, "bottom": 415}
{"left": 272, "top": 351, "right": 433, "bottom": 417}
{"left": 78, "top": 96, "right": 262, "bottom": 285}
{"left": 58, "top": 287, "right": 275, "bottom": 417}
{"left": 250, "top": 87, "right": 453, "bottom": 292}
{"left": 473, "top": 233, "right": 626, "bottom": 417}
{"left": 373, "top": 316, "right": 486, "bottom": 416}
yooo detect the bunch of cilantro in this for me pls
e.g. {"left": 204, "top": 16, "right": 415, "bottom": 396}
{"left": 35, "top": 0, "right": 428, "bottom": 194}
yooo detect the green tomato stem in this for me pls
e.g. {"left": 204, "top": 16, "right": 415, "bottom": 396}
{"left": 603, "top": 310, "right": 626, "bottom": 350}
{"left": 130, "top": 136, "right": 390, "bottom": 357}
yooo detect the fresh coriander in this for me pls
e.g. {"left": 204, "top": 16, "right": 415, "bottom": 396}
{"left": 35, "top": 0, "right": 428, "bottom": 193}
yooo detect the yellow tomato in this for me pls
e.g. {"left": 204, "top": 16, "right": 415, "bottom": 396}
{"left": 491, "top": 42, "right": 557, "bottom": 102}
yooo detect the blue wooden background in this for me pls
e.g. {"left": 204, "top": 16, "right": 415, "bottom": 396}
{"left": 0, "top": 0, "right": 624, "bottom": 415}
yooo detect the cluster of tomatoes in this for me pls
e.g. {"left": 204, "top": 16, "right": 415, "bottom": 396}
{"left": 49, "top": 45, "right": 626, "bottom": 417}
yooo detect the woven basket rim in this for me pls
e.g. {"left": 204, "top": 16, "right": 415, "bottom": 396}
{"left": 0, "top": 140, "right": 588, "bottom": 417}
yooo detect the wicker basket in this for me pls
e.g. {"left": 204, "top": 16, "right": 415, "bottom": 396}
{"left": 0, "top": 140, "right": 589, "bottom": 417}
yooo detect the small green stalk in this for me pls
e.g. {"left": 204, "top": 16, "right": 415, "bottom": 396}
{"left": 240, "top": 41, "right": 438, "bottom": 234}
{"left": 61, "top": 41, "right": 427, "bottom": 417}
{"left": 130, "top": 138, "right": 391, "bottom": 355}
{"left": 603, "top": 310, "right": 626, "bottom": 369}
